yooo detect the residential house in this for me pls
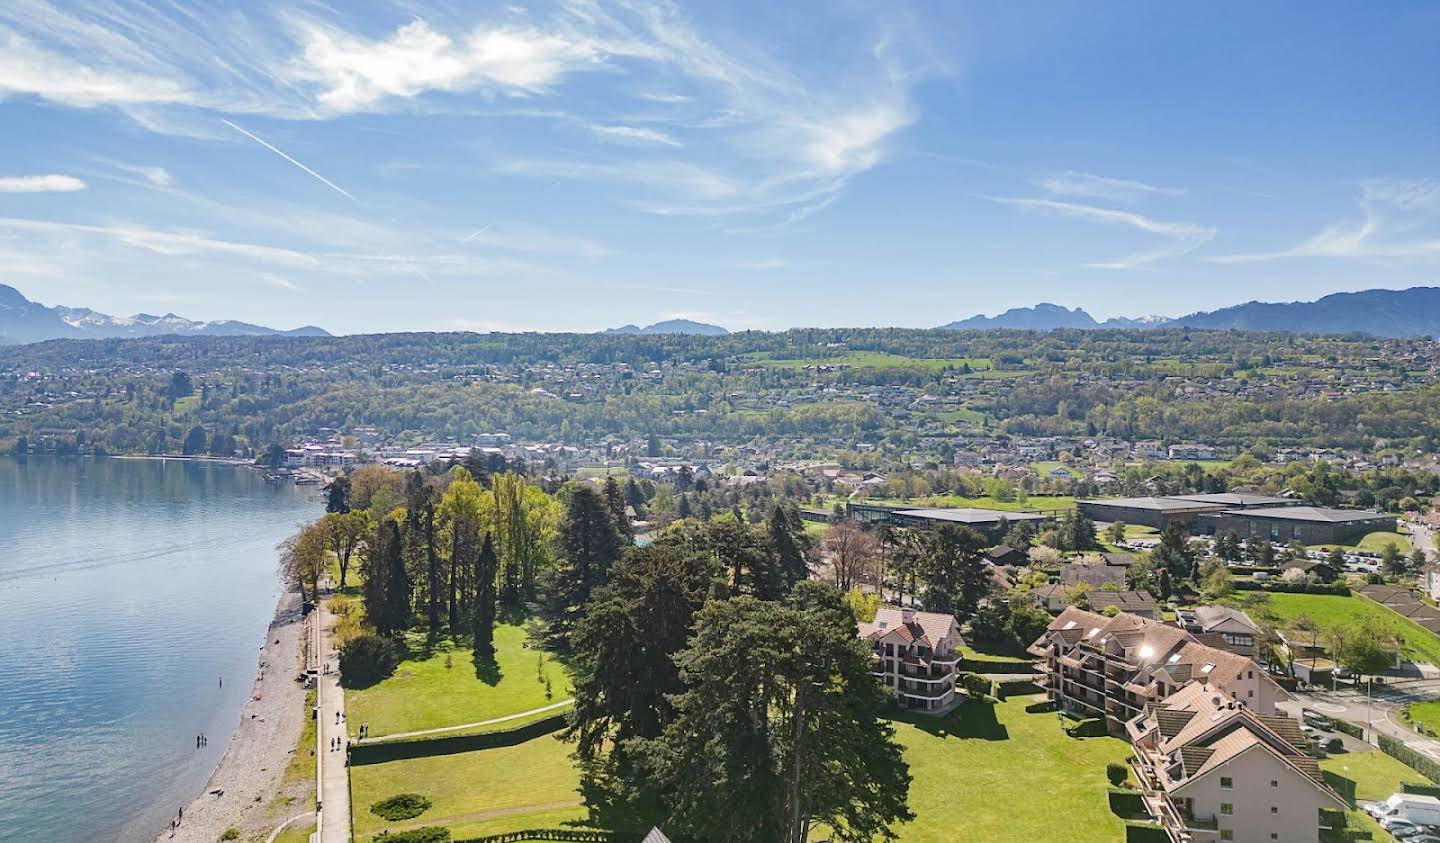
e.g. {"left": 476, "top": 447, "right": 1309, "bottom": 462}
{"left": 1127, "top": 683, "right": 1345, "bottom": 843}
{"left": 858, "top": 607, "right": 964, "bottom": 712}
{"left": 1178, "top": 606, "right": 1260, "bottom": 658}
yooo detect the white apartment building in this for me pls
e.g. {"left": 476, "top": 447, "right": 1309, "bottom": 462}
{"left": 858, "top": 607, "right": 963, "bottom": 712}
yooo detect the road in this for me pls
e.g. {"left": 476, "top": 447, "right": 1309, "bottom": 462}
{"left": 1284, "top": 678, "right": 1440, "bottom": 762}
{"left": 316, "top": 585, "right": 351, "bottom": 843}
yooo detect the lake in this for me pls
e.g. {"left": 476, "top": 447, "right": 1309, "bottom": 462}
{"left": 0, "top": 455, "right": 318, "bottom": 842}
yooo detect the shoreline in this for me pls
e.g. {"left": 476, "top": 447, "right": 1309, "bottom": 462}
{"left": 152, "top": 585, "right": 311, "bottom": 843}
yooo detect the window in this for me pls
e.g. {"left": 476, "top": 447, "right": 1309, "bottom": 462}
{"left": 1220, "top": 777, "right": 1233, "bottom": 789}
{"left": 1221, "top": 831, "right": 1234, "bottom": 842}
{"left": 1271, "top": 780, "right": 1278, "bottom": 788}
{"left": 1221, "top": 803, "right": 1234, "bottom": 815}
{"left": 1271, "top": 835, "right": 1278, "bottom": 841}
{"left": 1271, "top": 806, "right": 1278, "bottom": 814}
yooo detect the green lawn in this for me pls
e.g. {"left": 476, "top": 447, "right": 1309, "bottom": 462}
{"left": 281, "top": 690, "right": 317, "bottom": 787}
{"left": 1321, "top": 748, "right": 1422, "bottom": 840}
{"left": 345, "top": 622, "right": 572, "bottom": 738}
{"left": 933, "top": 407, "right": 987, "bottom": 426}
{"left": 889, "top": 694, "right": 1131, "bottom": 842}
{"left": 273, "top": 816, "right": 317, "bottom": 843}
{"left": 1407, "top": 700, "right": 1440, "bottom": 734}
{"left": 1237, "top": 592, "right": 1440, "bottom": 667}
{"left": 750, "top": 351, "right": 994, "bottom": 372}
{"left": 1030, "top": 461, "right": 1081, "bottom": 478}
{"left": 350, "top": 733, "right": 593, "bottom": 841}
{"left": 864, "top": 494, "right": 1076, "bottom": 513}
{"left": 1322, "top": 531, "right": 1412, "bottom": 554}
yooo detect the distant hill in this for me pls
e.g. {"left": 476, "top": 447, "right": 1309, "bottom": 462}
{"left": 0, "top": 283, "right": 330, "bottom": 344}
{"left": 1174, "top": 287, "right": 1440, "bottom": 337}
{"left": 940, "top": 286, "right": 1440, "bottom": 337}
{"left": 603, "top": 319, "right": 729, "bottom": 336}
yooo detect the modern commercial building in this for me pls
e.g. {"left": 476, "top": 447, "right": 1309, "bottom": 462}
{"left": 1077, "top": 494, "right": 1297, "bottom": 530}
{"left": 1028, "top": 607, "right": 1289, "bottom": 735}
{"left": 1203, "top": 506, "right": 1397, "bottom": 546}
{"left": 858, "top": 607, "right": 963, "bottom": 712}
{"left": 845, "top": 502, "right": 1048, "bottom": 538}
{"left": 1127, "top": 683, "right": 1346, "bottom": 843}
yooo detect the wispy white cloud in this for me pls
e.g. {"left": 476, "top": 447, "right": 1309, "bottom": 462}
{"left": 736, "top": 258, "right": 786, "bottom": 270}
{"left": 258, "top": 273, "right": 302, "bottom": 292}
{"left": 110, "top": 162, "right": 172, "bottom": 187}
{"left": 589, "top": 123, "right": 679, "bottom": 146}
{"left": 991, "top": 196, "right": 1216, "bottom": 269}
{"left": 1036, "top": 170, "right": 1183, "bottom": 203}
{"left": 0, "top": 174, "right": 86, "bottom": 192}
{"left": 1209, "top": 179, "right": 1440, "bottom": 263}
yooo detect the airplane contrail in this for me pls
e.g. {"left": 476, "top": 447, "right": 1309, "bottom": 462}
{"left": 222, "top": 119, "right": 357, "bottom": 203}
{"left": 462, "top": 223, "right": 492, "bottom": 243}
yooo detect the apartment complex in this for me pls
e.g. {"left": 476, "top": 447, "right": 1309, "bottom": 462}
{"left": 858, "top": 607, "right": 963, "bottom": 712}
{"left": 1028, "top": 607, "right": 1289, "bottom": 735}
{"left": 1030, "top": 608, "right": 1341, "bottom": 842}
{"left": 1127, "top": 683, "right": 1346, "bottom": 843}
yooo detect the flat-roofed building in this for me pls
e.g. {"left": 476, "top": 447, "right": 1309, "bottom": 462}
{"left": 1077, "top": 496, "right": 1225, "bottom": 529}
{"left": 847, "top": 502, "right": 1048, "bottom": 539}
{"left": 1207, "top": 506, "right": 1396, "bottom": 546}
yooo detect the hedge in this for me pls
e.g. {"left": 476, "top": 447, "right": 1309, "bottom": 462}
{"left": 1066, "top": 717, "right": 1107, "bottom": 738}
{"left": 1378, "top": 733, "right": 1440, "bottom": 785}
{"left": 1232, "top": 580, "right": 1350, "bottom": 596}
{"left": 1124, "top": 821, "right": 1169, "bottom": 843}
{"left": 1025, "top": 699, "right": 1058, "bottom": 714}
{"left": 376, "top": 829, "right": 450, "bottom": 843}
{"left": 1330, "top": 719, "right": 1364, "bottom": 739}
{"left": 1108, "top": 787, "right": 1147, "bottom": 819}
{"left": 456, "top": 831, "right": 630, "bottom": 843}
{"left": 1403, "top": 781, "right": 1440, "bottom": 798}
{"left": 995, "top": 679, "right": 1041, "bottom": 699}
{"left": 350, "top": 714, "right": 567, "bottom": 765}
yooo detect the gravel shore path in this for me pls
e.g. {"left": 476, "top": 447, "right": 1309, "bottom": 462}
{"left": 153, "top": 587, "right": 309, "bottom": 843}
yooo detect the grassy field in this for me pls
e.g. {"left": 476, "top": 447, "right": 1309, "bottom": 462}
{"left": 349, "top": 733, "right": 593, "bottom": 841}
{"left": 1321, "top": 747, "right": 1422, "bottom": 840}
{"left": 574, "top": 466, "right": 628, "bottom": 479}
{"left": 1030, "top": 461, "right": 1081, "bottom": 478}
{"left": 933, "top": 407, "right": 987, "bottom": 426}
{"left": 281, "top": 690, "right": 317, "bottom": 788}
{"left": 863, "top": 494, "right": 1077, "bottom": 513}
{"left": 1407, "top": 700, "right": 1440, "bottom": 734}
{"left": 889, "top": 694, "right": 1130, "bottom": 841}
{"left": 750, "top": 351, "right": 994, "bottom": 372}
{"left": 345, "top": 622, "right": 571, "bottom": 738}
{"left": 1323, "top": 531, "right": 1412, "bottom": 554}
{"left": 272, "top": 816, "right": 318, "bottom": 843}
{"left": 1237, "top": 592, "right": 1440, "bottom": 667}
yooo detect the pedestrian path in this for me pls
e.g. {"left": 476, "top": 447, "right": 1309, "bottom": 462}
{"left": 316, "top": 584, "right": 351, "bottom": 843}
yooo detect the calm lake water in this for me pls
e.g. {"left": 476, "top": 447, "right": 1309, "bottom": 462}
{"left": 0, "top": 456, "right": 318, "bottom": 842}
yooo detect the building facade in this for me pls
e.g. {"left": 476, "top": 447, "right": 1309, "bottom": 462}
{"left": 859, "top": 607, "right": 963, "bottom": 712}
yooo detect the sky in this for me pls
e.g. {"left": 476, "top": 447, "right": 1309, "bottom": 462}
{"left": 0, "top": 1, "right": 1437, "bottom": 334}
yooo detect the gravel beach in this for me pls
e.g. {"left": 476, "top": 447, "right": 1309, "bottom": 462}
{"left": 153, "top": 587, "right": 311, "bottom": 843}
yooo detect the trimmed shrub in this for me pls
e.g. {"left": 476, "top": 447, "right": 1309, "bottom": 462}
{"left": 1232, "top": 580, "right": 1350, "bottom": 595}
{"left": 370, "top": 793, "right": 432, "bottom": 821}
{"left": 1066, "top": 717, "right": 1107, "bottom": 738}
{"left": 376, "top": 828, "right": 450, "bottom": 843}
{"left": 1124, "top": 821, "right": 1169, "bottom": 843}
{"left": 1109, "top": 788, "right": 1147, "bottom": 819}
{"left": 1326, "top": 737, "right": 1344, "bottom": 754}
{"left": 1330, "top": 719, "right": 1364, "bottom": 739}
{"left": 1025, "top": 699, "right": 1058, "bottom": 714}
{"left": 1403, "top": 781, "right": 1440, "bottom": 798}
{"left": 340, "top": 633, "right": 400, "bottom": 688}
{"left": 220, "top": 829, "right": 240, "bottom": 841}
{"left": 1107, "top": 761, "right": 1129, "bottom": 786}
{"left": 996, "top": 678, "right": 1041, "bottom": 699}
{"left": 1379, "top": 734, "right": 1440, "bottom": 784}
{"left": 957, "top": 671, "right": 994, "bottom": 700}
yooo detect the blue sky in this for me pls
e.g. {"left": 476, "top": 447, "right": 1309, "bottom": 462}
{"left": 0, "top": 1, "right": 1437, "bottom": 333}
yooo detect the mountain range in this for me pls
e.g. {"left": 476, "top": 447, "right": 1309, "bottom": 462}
{"left": 0, "top": 284, "right": 329, "bottom": 344}
{"left": 602, "top": 319, "right": 730, "bottom": 336}
{"left": 940, "top": 287, "right": 1440, "bottom": 338}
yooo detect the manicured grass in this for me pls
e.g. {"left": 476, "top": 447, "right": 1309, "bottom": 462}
{"left": 1407, "top": 700, "right": 1440, "bottom": 734}
{"left": 960, "top": 641, "right": 1036, "bottom": 671}
{"left": 864, "top": 494, "right": 1077, "bottom": 513}
{"left": 1030, "top": 461, "right": 1081, "bottom": 478}
{"left": 345, "top": 622, "right": 571, "bottom": 738}
{"left": 272, "top": 816, "right": 317, "bottom": 843}
{"left": 751, "top": 351, "right": 994, "bottom": 372}
{"left": 574, "top": 466, "right": 628, "bottom": 479}
{"left": 1321, "top": 748, "right": 1422, "bottom": 839}
{"left": 1324, "top": 531, "right": 1412, "bottom": 554}
{"left": 1238, "top": 592, "right": 1440, "bottom": 667}
{"left": 933, "top": 407, "right": 987, "bottom": 425}
{"left": 349, "top": 734, "right": 592, "bottom": 841}
{"left": 889, "top": 694, "right": 1131, "bottom": 842}
{"left": 803, "top": 521, "right": 830, "bottom": 538}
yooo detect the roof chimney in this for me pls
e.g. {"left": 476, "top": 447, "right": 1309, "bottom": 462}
{"left": 901, "top": 607, "right": 917, "bottom": 624}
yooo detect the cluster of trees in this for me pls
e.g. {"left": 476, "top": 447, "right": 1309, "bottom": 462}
{"left": 564, "top": 519, "right": 910, "bottom": 842}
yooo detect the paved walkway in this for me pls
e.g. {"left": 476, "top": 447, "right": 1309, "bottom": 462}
{"left": 316, "top": 585, "right": 351, "bottom": 843}
{"left": 360, "top": 698, "right": 575, "bottom": 743}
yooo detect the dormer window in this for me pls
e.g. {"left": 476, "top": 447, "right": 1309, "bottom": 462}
{"left": 1201, "top": 663, "right": 1216, "bottom": 675}
{"left": 1167, "top": 654, "right": 1181, "bottom": 664}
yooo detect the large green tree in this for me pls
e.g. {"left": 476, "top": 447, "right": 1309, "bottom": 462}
{"left": 472, "top": 533, "right": 499, "bottom": 662}
{"left": 549, "top": 484, "right": 624, "bottom": 645}
{"left": 631, "top": 582, "right": 912, "bottom": 843}
{"left": 919, "top": 524, "right": 990, "bottom": 619}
